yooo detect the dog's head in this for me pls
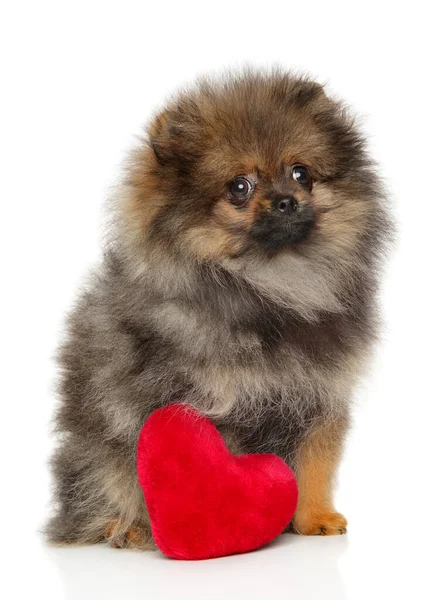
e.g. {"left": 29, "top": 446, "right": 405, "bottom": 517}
{"left": 118, "top": 71, "right": 387, "bottom": 316}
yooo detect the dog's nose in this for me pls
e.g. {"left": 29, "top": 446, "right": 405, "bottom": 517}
{"left": 274, "top": 196, "right": 298, "bottom": 215}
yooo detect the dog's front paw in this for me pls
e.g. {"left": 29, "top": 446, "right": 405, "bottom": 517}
{"left": 292, "top": 510, "right": 347, "bottom": 535}
{"left": 104, "top": 520, "right": 156, "bottom": 550}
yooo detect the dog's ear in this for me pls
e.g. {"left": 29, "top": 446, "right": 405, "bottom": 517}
{"left": 290, "top": 80, "right": 330, "bottom": 109}
{"left": 148, "top": 98, "right": 203, "bottom": 167}
{"left": 149, "top": 111, "right": 173, "bottom": 165}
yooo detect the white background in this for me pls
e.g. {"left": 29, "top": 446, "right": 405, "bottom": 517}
{"left": 1, "top": 1, "right": 431, "bottom": 598}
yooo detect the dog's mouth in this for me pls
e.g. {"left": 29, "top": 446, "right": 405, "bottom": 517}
{"left": 250, "top": 205, "right": 316, "bottom": 251}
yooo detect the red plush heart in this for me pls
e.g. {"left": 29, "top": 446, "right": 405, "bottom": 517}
{"left": 137, "top": 403, "right": 298, "bottom": 560}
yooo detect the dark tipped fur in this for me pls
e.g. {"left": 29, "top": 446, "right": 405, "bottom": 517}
{"left": 46, "top": 69, "right": 392, "bottom": 547}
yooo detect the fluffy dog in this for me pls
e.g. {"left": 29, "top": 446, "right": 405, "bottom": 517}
{"left": 46, "top": 70, "right": 391, "bottom": 548}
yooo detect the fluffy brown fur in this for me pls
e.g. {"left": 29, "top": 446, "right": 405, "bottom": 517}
{"left": 46, "top": 69, "right": 391, "bottom": 549}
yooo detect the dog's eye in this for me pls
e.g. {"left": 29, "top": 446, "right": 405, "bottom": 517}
{"left": 228, "top": 177, "right": 254, "bottom": 207}
{"left": 292, "top": 165, "right": 312, "bottom": 189}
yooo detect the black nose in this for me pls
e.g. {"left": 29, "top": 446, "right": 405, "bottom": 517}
{"left": 275, "top": 196, "right": 298, "bottom": 215}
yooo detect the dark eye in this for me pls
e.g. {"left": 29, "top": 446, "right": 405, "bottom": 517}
{"left": 228, "top": 177, "right": 254, "bottom": 207}
{"left": 292, "top": 165, "right": 312, "bottom": 189}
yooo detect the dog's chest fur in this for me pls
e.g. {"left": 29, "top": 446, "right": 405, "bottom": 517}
{"left": 76, "top": 254, "right": 370, "bottom": 461}
{"left": 143, "top": 295, "right": 362, "bottom": 423}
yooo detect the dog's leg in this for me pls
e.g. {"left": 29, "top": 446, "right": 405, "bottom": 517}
{"left": 291, "top": 418, "right": 348, "bottom": 535}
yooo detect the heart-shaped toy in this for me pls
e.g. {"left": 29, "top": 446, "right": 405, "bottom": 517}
{"left": 137, "top": 403, "right": 298, "bottom": 560}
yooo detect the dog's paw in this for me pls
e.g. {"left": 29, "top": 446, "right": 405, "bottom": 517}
{"left": 292, "top": 510, "right": 347, "bottom": 536}
{"left": 104, "top": 520, "right": 156, "bottom": 550}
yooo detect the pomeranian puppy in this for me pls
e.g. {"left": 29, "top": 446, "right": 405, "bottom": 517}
{"left": 46, "top": 70, "right": 391, "bottom": 549}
